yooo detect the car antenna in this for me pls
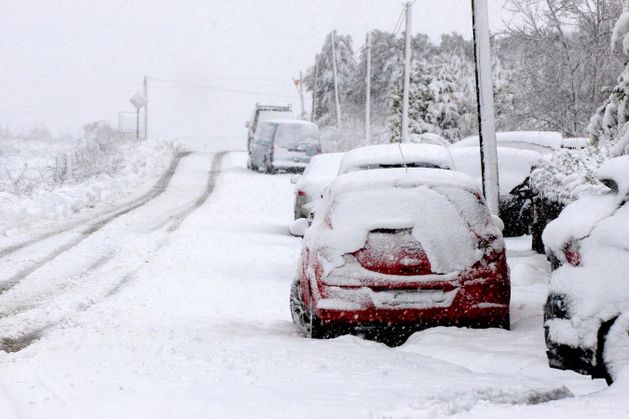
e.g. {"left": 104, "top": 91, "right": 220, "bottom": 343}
{"left": 397, "top": 142, "right": 408, "bottom": 173}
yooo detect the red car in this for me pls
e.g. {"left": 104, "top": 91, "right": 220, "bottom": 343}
{"left": 290, "top": 168, "right": 510, "bottom": 341}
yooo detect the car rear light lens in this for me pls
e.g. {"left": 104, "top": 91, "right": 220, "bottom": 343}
{"left": 562, "top": 240, "right": 581, "bottom": 266}
{"left": 352, "top": 229, "right": 432, "bottom": 276}
{"left": 297, "top": 190, "right": 306, "bottom": 197}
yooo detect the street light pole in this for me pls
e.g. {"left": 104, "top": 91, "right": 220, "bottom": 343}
{"left": 472, "top": 0, "right": 500, "bottom": 215}
{"left": 331, "top": 30, "right": 342, "bottom": 130}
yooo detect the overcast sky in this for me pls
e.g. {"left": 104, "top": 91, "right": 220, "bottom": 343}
{"left": 0, "top": 0, "right": 509, "bottom": 147}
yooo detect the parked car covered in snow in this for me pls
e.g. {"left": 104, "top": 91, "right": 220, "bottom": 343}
{"left": 246, "top": 104, "right": 293, "bottom": 161}
{"left": 452, "top": 131, "right": 563, "bottom": 155}
{"left": 290, "top": 168, "right": 510, "bottom": 341}
{"left": 248, "top": 120, "right": 321, "bottom": 174}
{"left": 449, "top": 147, "right": 543, "bottom": 237}
{"left": 407, "top": 132, "right": 450, "bottom": 147}
{"left": 543, "top": 155, "right": 629, "bottom": 384}
{"left": 337, "top": 143, "right": 455, "bottom": 175}
{"left": 291, "top": 152, "right": 344, "bottom": 220}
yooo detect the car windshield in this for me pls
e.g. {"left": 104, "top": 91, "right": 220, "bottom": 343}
{"left": 275, "top": 124, "right": 319, "bottom": 149}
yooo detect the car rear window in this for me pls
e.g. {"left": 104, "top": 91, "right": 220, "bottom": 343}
{"left": 275, "top": 124, "right": 319, "bottom": 149}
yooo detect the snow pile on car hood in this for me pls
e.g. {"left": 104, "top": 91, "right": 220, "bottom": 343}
{"left": 306, "top": 169, "right": 488, "bottom": 274}
{"left": 338, "top": 143, "right": 455, "bottom": 174}
{"left": 597, "top": 155, "right": 629, "bottom": 196}
{"left": 294, "top": 152, "right": 344, "bottom": 199}
{"left": 449, "top": 147, "right": 542, "bottom": 195}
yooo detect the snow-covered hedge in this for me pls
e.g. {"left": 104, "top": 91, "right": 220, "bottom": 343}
{"left": 0, "top": 123, "right": 174, "bottom": 236}
{"left": 529, "top": 147, "right": 606, "bottom": 205}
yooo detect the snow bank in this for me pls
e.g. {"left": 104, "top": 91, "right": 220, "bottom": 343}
{"left": 338, "top": 143, "right": 455, "bottom": 175}
{"left": 0, "top": 140, "right": 174, "bottom": 236}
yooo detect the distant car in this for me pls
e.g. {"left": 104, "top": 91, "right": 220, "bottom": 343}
{"left": 407, "top": 132, "right": 450, "bottom": 147}
{"left": 246, "top": 104, "right": 293, "bottom": 165}
{"left": 449, "top": 147, "right": 543, "bottom": 237}
{"left": 290, "top": 168, "right": 510, "bottom": 341}
{"left": 337, "top": 143, "right": 455, "bottom": 175}
{"left": 248, "top": 120, "right": 321, "bottom": 174}
{"left": 291, "top": 152, "right": 344, "bottom": 220}
{"left": 452, "top": 131, "right": 563, "bottom": 155}
{"left": 543, "top": 155, "right": 629, "bottom": 384}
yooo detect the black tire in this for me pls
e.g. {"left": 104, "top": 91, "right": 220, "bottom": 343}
{"left": 596, "top": 316, "right": 629, "bottom": 385}
{"left": 289, "top": 279, "right": 332, "bottom": 339}
{"left": 246, "top": 157, "right": 254, "bottom": 171}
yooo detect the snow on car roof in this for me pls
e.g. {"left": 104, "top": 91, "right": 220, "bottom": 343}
{"left": 452, "top": 131, "right": 563, "bottom": 150}
{"left": 449, "top": 147, "right": 542, "bottom": 195}
{"left": 295, "top": 152, "right": 345, "bottom": 197}
{"left": 263, "top": 119, "right": 318, "bottom": 126}
{"left": 597, "top": 155, "right": 629, "bottom": 196}
{"left": 329, "top": 167, "right": 480, "bottom": 196}
{"left": 338, "top": 143, "right": 455, "bottom": 174}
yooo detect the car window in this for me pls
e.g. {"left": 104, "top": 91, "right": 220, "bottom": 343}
{"left": 274, "top": 124, "right": 319, "bottom": 148}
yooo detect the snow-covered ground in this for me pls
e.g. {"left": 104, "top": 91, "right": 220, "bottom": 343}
{"left": 0, "top": 151, "right": 626, "bottom": 418}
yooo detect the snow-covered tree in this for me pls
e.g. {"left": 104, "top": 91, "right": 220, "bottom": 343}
{"left": 304, "top": 32, "right": 356, "bottom": 128}
{"left": 589, "top": 0, "right": 629, "bottom": 157}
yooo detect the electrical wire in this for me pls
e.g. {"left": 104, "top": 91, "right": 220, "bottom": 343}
{"left": 148, "top": 77, "right": 298, "bottom": 99}
{"left": 392, "top": 5, "right": 406, "bottom": 35}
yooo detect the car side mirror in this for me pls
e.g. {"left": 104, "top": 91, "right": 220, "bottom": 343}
{"left": 290, "top": 218, "right": 310, "bottom": 237}
{"left": 290, "top": 174, "right": 301, "bottom": 184}
{"left": 491, "top": 215, "right": 505, "bottom": 232}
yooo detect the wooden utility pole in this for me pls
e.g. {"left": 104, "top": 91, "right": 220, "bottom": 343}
{"left": 365, "top": 32, "right": 372, "bottom": 142}
{"left": 401, "top": 2, "right": 412, "bottom": 143}
{"left": 472, "top": 0, "right": 500, "bottom": 215}
{"left": 331, "top": 30, "right": 342, "bottom": 130}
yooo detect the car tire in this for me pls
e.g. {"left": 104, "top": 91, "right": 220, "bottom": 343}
{"left": 246, "top": 157, "right": 255, "bottom": 171}
{"left": 598, "top": 315, "right": 629, "bottom": 385}
{"left": 289, "top": 279, "right": 333, "bottom": 339}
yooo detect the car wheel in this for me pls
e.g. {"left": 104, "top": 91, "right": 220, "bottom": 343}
{"left": 598, "top": 314, "right": 629, "bottom": 385}
{"left": 246, "top": 157, "right": 254, "bottom": 170}
{"left": 289, "top": 279, "right": 332, "bottom": 339}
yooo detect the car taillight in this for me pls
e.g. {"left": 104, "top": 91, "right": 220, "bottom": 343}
{"left": 352, "top": 229, "right": 432, "bottom": 276}
{"left": 562, "top": 240, "right": 581, "bottom": 266}
{"left": 297, "top": 190, "right": 306, "bottom": 197}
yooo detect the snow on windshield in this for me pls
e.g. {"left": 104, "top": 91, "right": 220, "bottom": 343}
{"left": 274, "top": 123, "right": 319, "bottom": 149}
{"left": 310, "top": 183, "right": 487, "bottom": 274}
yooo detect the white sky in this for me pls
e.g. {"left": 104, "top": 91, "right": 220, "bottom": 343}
{"left": 0, "top": 0, "right": 509, "bottom": 147}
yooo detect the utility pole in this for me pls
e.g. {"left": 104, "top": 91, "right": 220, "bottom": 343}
{"left": 298, "top": 71, "right": 306, "bottom": 119}
{"left": 331, "top": 30, "right": 342, "bottom": 131}
{"left": 365, "top": 31, "right": 372, "bottom": 143}
{"left": 401, "top": 1, "right": 412, "bottom": 143}
{"left": 311, "top": 54, "right": 319, "bottom": 122}
{"left": 472, "top": 0, "right": 500, "bottom": 215}
{"left": 143, "top": 75, "right": 149, "bottom": 140}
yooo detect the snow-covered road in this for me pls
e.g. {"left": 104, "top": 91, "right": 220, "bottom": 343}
{"left": 0, "top": 151, "right": 625, "bottom": 418}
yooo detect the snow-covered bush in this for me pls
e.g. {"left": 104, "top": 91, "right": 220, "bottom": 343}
{"left": 529, "top": 147, "right": 607, "bottom": 205}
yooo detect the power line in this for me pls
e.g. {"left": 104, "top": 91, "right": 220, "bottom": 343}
{"left": 148, "top": 77, "right": 298, "bottom": 99}
{"left": 392, "top": 5, "right": 406, "bottom": 35}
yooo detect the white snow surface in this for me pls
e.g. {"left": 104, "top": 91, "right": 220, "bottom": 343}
{"left": 0, "top": 139, "right": 174, "bottom": 238}
{"left": 338, "top": 143, "right": 455, "bottom": 175}
{"left": 0, "top": 152, "right": 627, "bottom": 418}
{"left": 597, "top": 154, "right": 629, "bottom": 196}
{"left": 449, "top": 147, "right": 542, "bottom": 195}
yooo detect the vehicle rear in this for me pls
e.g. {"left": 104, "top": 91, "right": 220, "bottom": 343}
{"left": 302, "top": 169, "right": 510, "bottom": 331}
{"left": 270, "top": 120, "right": 321, "bottom": 173}
{"left": 293, "top": 152, "right": 344, "bottom": 220}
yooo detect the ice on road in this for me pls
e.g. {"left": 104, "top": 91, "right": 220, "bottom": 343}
{"left": 0, "top": 152, "right": 625, "bottom": 418}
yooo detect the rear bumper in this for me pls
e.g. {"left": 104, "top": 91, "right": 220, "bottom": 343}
{"left": 545, "top": 338, "right": 595, "bottom": 376}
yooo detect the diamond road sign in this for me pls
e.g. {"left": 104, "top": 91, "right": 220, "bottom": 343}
{"left": 129, "top": 92, "right": 147, "bottom": 110}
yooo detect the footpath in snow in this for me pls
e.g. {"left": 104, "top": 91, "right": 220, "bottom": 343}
{"left": 0, "top": 152, "right": 626, "bottom": 418}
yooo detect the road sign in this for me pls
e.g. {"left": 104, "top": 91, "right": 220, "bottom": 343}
{"left": 129, "top": 92, "right": 147, "bottom": 110}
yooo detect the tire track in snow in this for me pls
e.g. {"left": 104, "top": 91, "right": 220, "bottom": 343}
{"left": 0, "top": 151, "right": 190, "bottom": 294}
{"left": 0, "top": 151, "right": 229, "bottom": 353}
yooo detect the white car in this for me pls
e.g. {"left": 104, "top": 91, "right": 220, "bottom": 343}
{"left": 291, "top": 152, "right": 344, "bottom": 220}
{"left": 451, "top": 131, "right": 563, "bottom": 155}
{"left": 449, "top": 147, "right": 543, "bottom": 237}
{"left": 338, "top": 143, "right": 455, "bottom": 175}
{"left": 543, "top": 155, "right": 629, "bottom": 384}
